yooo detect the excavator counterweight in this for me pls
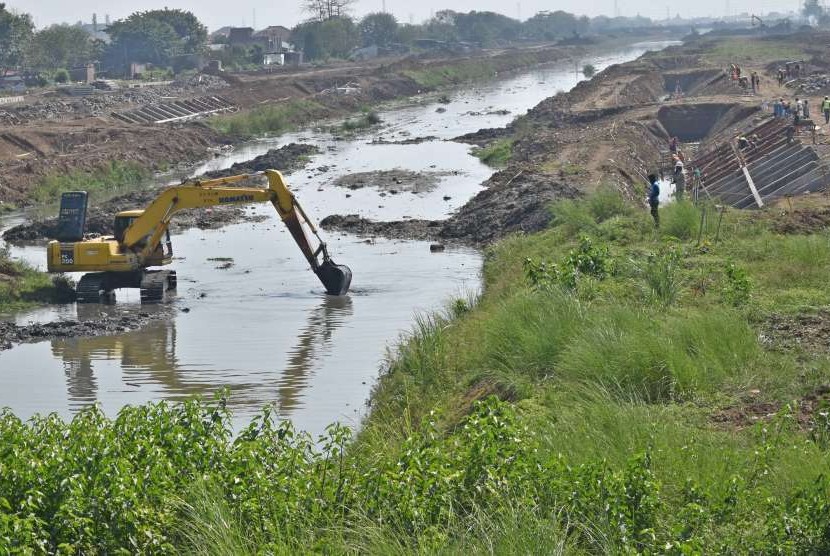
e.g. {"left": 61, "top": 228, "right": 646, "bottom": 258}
{"left": 46, "top": 170, "right": 351, "bottom": 302}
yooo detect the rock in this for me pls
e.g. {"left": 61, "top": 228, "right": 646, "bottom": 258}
{"left": 430, "top": 243, "right": 445, "bottom": 252}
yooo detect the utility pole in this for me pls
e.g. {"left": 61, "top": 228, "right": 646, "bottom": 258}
{"left": 253, "top": 8, "right": 256, "bottom": 30}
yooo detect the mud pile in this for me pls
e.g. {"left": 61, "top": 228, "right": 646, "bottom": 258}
{"left": 3, "top": 143, "right": 318, "bottom": 242}
{"left": 334, "top": 169, "right": 450, "bottom": 193}
{"left": 0, "top": 311, "right": 168, "bottom": 351}
{"left": 205, "top": 143, "right": 319, "bottom": 178}
{"left": 322, "top": 170, "right": 579, "bottom": 245}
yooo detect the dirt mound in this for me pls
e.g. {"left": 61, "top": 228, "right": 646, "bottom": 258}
{"left": 0, "top": 310, "right": 169, "bottom": 351}
{"left": 205, "top": 143, "right": 319, "bottom": 178}
{"left": 453, "top": 127, "right": 511, "bottom": 146}
{"left": 370, "top": 136, "right": 438, "bottom": 145}
{"left": 772, "top": 207, "right": 830, "bottom": 234}
{"left": 761, "top": 310, "right": 830, "bottom": 353}
{"left": 334, "top": 169, "right": 450, "bottom": 193}
{"left": 711, "top": 385, "right": 830, "bottom": 431}
{"left": 3, "top": 143, "right": 318, "bottom": 243}
{"left": 322, "top": 170, "right": 579, "bottom": 245}
{"left": 320, "top": 215, "right": 439, "bottom": 241}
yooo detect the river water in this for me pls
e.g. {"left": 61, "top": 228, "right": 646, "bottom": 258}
{"left": 0, "top": 41, "right": 676, "bottom": 433}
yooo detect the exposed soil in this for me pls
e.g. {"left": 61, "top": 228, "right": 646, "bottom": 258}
{"left": 370, "top": 136, "right": 439, "bottom": 145}
{"left": 771, "top": 206, "right": 830, "bottom": 234}
{"left": 0, "top": 43, "right": 593, "bottom": 206}
{"left": 322, "top": 170, "right": 580, "bottom": 245}
{"left": 334, "top": 169, "right": 452, "bottom": 193}
{"left": 711, "top": 385, "right": 830, "bottom": 431}
{"left": 2, "top": 142, "right": 318, "bottom": 242}
{"left": 0, "top": 310, "right": 170, "bottom": 351}
{"left": 760, "top": 310, "right": 830, "bottom": 353}
{"left": 205, "top": 143, "right": 319, "bottom": 178}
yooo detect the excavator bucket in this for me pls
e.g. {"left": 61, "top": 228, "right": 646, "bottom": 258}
{"left": 315, "top": 259, "right": 352, "bottom": 296}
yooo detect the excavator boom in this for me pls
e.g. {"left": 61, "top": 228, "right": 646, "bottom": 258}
{"left": 46, "top": 170, "right": 351, "bottom": 299}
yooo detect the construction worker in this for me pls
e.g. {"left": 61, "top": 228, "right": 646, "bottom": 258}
{"left": 674, "top": 156, "right": 686, "bottom": 201}
{"left": 647, "top": 174, "right": 660, "bottom": 227}
{"left": 823, "top": 96, "right": 830, "bottom": 124}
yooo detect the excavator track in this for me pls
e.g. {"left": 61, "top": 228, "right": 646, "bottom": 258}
{"left": 76, "top": 273, "right": 113, "bottom": 304}
{"left": 139, "top": 271, "right": 170, "bottom": 304}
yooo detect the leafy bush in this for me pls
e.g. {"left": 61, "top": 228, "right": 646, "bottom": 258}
{"left": 53, "top": 68, "right": 69, "bottom": 83}
{"left": 524, "top": 237, "right": 613, "bottom": 290}
{"left": 722, "top": 262, "right": 751, "bottom": 306}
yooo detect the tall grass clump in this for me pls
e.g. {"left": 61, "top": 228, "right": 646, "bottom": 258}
{"left": 0, "top": 247, "right": 75, "bottom": 312}
{"left": 638, "top": 246, "right": 684, "bottom": 307}
{"left": 337, "top": 111, "right": 382, "bottom": 133}
{"left": 32, "top": 161, "right": 151, "bottom": 204}
{"left": 209, "top": 99, "right": 328, "bottom": 137}
{"left": 472, "top": 138, "right": 514, "bottom": 167}
{"left": 556, "top": 306, "right": 759, "bottom": 401}
{"left": 660, "top": 200, "right": 700, "bottom": 239}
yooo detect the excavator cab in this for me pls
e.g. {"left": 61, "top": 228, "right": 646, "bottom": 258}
{"left": 114, "top": 210, "right": 142, "bottom": 243}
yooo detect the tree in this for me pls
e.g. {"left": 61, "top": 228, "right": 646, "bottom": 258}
{"left": 582, "top": 64, "right": 596, "bottom": 78}
{"left": 303, "top": 0, "right": 355, "bottom": 22}
{"left": 0, "top": 3, "right": 33, "bottom": 73}
{"left": 292, "top": 17, "right": 359, "bottom": 60}
{"left": 524, "top": 11, "right": 588, "bottom": 41}
{"left": 105, "top": 9, "right": 207, "bottom": 73}
{"left": 25, "top": 25, "right": 94, "bottom": 70}
{"left": 453, "top": 11, "right": 522, "bottom": 45}
{"left": 359, "top": 13, "right": 398, "bottom": 47}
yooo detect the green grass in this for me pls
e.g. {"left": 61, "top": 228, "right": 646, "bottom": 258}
{"left": 472, "top": 138, "right": 514, "bottom": 167}
{"left": 333, "top": 111, "right": 382, "bottom": 134}
{"left": 208, "top": 99, "right": 330, "bottom": 138}
{"left": 3, "top": 189, "right": 830, "bottom": 553}
{"left": 0, "top": 248, "right": 74, "bottom": 312}
{"left": 32, "top": 161, "right": 151, "bottom": 205}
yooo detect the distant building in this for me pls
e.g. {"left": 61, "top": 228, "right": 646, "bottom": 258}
{"left": 254, "top": 26, "right": 293, "bottom": 50}
{"left": 228, "top": 27, "right": 256, "bottom": 47}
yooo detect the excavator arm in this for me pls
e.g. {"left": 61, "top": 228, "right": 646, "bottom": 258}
{"left": 121, "top": 170, "right": 351, "bottom": 295}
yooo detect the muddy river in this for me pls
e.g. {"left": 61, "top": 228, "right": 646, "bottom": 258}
{"left": 0, "top": 41, "right": 676, "bottom": 433}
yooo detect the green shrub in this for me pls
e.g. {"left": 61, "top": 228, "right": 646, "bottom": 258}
{"left": 53, "top": 68, "right": 69, "bottom": 83}
{"left": 472, "top": 138, "right": 514, "bottom": 167}
{"left": 661, "top": 200, "right": 700, "bottom": 239}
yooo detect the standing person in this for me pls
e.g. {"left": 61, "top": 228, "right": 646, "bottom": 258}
{"left": 647, "top": 174, "right": 660, "bottom": 227}
{"left": 804, "top": 99, "right": 810, "bottom": 119}
{"left": 669, "top": 136, "right": 678, "bottom": 154}
{"left": 674, "top": 156, "right": 685, "bottom": 201}
{"left": 795, "top": 97, "right": 803, "bottom": 124}
{"left": 822, "top": 96, "right": 830, "bottom": 124}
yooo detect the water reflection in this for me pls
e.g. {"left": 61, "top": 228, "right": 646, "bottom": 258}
{"left": 50, "top": 295, "right": 353, "bottom": 415}
{"left": 278, "top": 295, "right": 353, "bottom": 412}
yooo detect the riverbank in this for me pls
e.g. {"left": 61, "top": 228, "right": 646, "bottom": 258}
{"left": 3, "top": 190, "right": 830, "bottom": 552}
{"left": 0, "top": 36, "right": 662, "bottom": 206}
{"left": 4, "top": 29, "right": 830, "bottom": 552}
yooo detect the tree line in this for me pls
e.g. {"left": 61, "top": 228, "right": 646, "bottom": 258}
{"left": 0, "top": 2, "right": 653, "bottom": 79}
{"left": 0, "top": 4, "right": 206, "bottom": 80}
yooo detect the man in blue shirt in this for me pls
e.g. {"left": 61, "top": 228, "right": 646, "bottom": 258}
{"left": 648, "top": 174, "right": 660, "bottom": 227}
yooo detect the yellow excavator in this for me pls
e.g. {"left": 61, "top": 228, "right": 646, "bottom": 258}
{"left": 46, "top": 169, "right": 352, "bottom": 303}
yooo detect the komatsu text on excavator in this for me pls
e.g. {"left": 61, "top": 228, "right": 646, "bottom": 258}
{"left": 46, "top": 169, "right": 352, "bottom": 303}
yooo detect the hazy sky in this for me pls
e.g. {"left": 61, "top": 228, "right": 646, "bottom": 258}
{"left": 13, "top": 0, "right": 803, "bottom": 31}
